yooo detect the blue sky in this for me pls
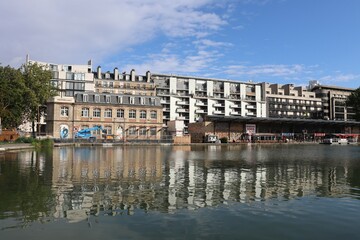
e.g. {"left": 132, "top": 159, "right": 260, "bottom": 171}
{"left": 1, "top": 0, "right": 359, "bottom": 88}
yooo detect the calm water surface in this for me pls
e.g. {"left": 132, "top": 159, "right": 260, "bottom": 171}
{"left": 0, "top": 144, "right": 359, "bottom": 240}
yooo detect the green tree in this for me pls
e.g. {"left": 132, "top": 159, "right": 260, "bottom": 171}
{"left": 346, "top": 87, "right": 360, "bottom": 121}
{"left": 21, "top": 62, "right": 57, "bottom": 137}
{"left": 0, "top": 65, "right": 27, "bottom": 129}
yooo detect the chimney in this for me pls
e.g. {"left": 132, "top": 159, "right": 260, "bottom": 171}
{"left": 131, "top": 69, "right": 135, "bottom": 81}
{"left": 97, "top": 66, "right": 102, "bottom": 79}
{"left": 114, "top": 67, "right": 119, "bottom": 80}
{"left": 146, "top": 71, "right": 151, "bottom": 82}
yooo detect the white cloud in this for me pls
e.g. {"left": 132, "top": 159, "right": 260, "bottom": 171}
{"left": 193, "top": 39, "right": 233, "bottom": 49}
{"left": 0, "top": 0, "right": 226, "bottom": 67}
{"left": 224, "top": 64, "right": 305, "bottom": 77}
{"left": 317, "top": 74, "right": 360, "bottom": 85}
{"left": 121, "top": 48, "right": 221, "bottom": 75}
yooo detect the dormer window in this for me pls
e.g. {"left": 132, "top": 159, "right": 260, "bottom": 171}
{"left": 130, "top": 97, "right": 135, "bottom": 104}
{"left": 83, "top": 94, "right": 88, "bottom": 102}
{"left": 94, "top": 95, "right": 100, "bottom": 103}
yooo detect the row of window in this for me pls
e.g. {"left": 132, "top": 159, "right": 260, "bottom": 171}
{"left": 60, "top": 106, "right": 157, "bottom": 119}
{"left": 81, "top": 94, "right": 157, "bottom": 105}
{"left": 79, "top": 125, "right": 158, "bottom": 136}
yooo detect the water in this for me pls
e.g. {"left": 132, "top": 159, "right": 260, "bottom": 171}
{"left": 0, "top": 144, "right": 359, "bottom": 239}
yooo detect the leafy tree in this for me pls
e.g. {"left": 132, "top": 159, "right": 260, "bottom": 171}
{"left": 0, "top": 65, "right": 27, "bottom": 128}
{"left": 21, "top": 62, "right": 57, "bottom": 137}
{"left": 346, "top": 87, "right": 360, "bottom": 121}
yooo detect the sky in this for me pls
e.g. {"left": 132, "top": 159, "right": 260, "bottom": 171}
{"left": 1, "top": 0, "right": 360, "bottom": 88}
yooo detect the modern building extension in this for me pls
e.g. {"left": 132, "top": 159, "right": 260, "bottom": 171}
{"left": 310, "top": 81, "right": 355, "bottom": 121}
{"left": 262, "top": 83, "right": 323, "bottom": 119}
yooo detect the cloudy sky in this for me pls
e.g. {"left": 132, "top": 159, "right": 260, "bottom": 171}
{"left": 1, "top": 0, "right": 359, "bottom": 88}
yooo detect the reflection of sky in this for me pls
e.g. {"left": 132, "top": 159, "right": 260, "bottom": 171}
{"left": 3, "top": 144, "right": 359, "bottom": 229}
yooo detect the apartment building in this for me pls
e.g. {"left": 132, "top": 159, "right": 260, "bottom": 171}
{"left": 152, "top": 73, "right": 267, "bottom": 132}
{"left": 91, "top": 69, "right": 267, "bottom": 132}
{"left": 46, "top": 92, "right": 163, "bottom": 139}
{"left": 28, "top": 57, "right": 95, "bottom": 97}
{"left": 94, "top": 67, "right": 156, "bottom": 96}
{"left": 262, "top": 83, "right": 323, "bottom": 119}
{"left": 310, "top": 82, "right": 355, "bottom": 121}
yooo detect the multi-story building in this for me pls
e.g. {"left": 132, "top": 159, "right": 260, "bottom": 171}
{"left": 94, "top": 67, "right": 156, "bottom": 96}
{"left": 152, "top": 73, "right": 267, "bottom": 132}
{"left": 28, "top": 57, "right": 95, "bottom": 97}
{"left": 91, "top": 69, "right": 267, "bottom": 133}
{"left": 262, "top": 83, "right": 323, "bottom": 119}
{"left": 310, "top": 82, "right": 355, "bottom": 121}
{"left": 46, "top": 92, "right": 163, "bottom": 139}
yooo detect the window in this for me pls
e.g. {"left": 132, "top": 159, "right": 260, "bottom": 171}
{"left": 104, "top": 108, "right": 112, "bottom": 118}
{"left": 117, "top": 109, "right": 124, "bottom": 118}
{"left": 60, "top": 106, "right": 69, "bottom": 117}
{"left": 83, "top": 94, "right": 88, "bottom": 102}
{"left": 150, "top": 110, "right": 157, "bottom": 119}
{"left": 130, "top": 97, "right": 135, "bottom": 104}
{"left": 93, "top": 108, "right": 101, "bottom": 118}
{"left": 74, "top": 73, "right": 85, "bottom": 80}
{"left": 140, "top": 97, "right": 145, "bottom": 105}
{"left": 66, "top": 72, "right": 74, "bottom": 80}
{"left": 81, "top": 107, "right": 89, "bottom": 117}
{"left": 150, "top": 98, "right": 156, "bottom": 105}
{"left": 95, "top": 95, "right": 100, "bottom": 103}
{"left": 117, "top": 96, "right": 122, "bottom": 104}
{"left": 140, "top": 110, "right": 146, "bottom": 119}
{"left": 139, "top": 127, "right": 147, "bottom": 136}
{"left": 106, "top": 95, "right": 111, "bottom": 103}
{"left": 150, "top": 127, "right": 157, "bottom": 136}
{"left": 81, "top": 125, "right": 89, "bottom": 130}
{"left": 128, "top": 127, "right": 137, "bottom": 135}
{"left": 129, "top": 109, "right": 136, "bottom": 119}
{"left": 104, "top": 126, "right": 112, "bottom": 135}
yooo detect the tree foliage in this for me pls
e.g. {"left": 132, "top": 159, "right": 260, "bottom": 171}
{"left": 0, "top": 63, "right": 57, "bottom": 131}
{"left": 346, "top": 87, "right": 360, "bottom": 121}
{"left": 0, "top": 66, "right": 27, "bottom": 128}
{"left": 20, "top": 62, "right": 57, "bottom": 124}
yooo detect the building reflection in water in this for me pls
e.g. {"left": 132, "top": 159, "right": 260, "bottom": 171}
{"left": 50, "top": 145, "right": 354, "bottom": 222}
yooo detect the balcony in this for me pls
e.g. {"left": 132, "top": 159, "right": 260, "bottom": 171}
{"left": 176, "top": 101, "right": 189, "bottom": 105}
{"left": 176, "top": 116, "right": 186, "bottom": 120}
{"left": 231, "top": 104, "right": 241, "bottom": 108}
{"left": 163, "top": 108, "right": 170, "bottom": 112}
{"left": 177, "top": 108, "right": 188, "bottom": 113}
{"left": 160, "top": 99, "right": 169, "bottom": 104}
{"left": 246, "top": 112, "right": 255, "bottom": 116}
{"left": 157, "top": 90, "right": 170, "bottom": 95}
{"left": 213, "top": 110, "right": 224, "bottom": 114}
{"left": 246, "top": 105, "right": 256, "bottom": 109}
{"left": 213, "top": 103, "right": 224, "bottom": 107}
{"left": 195, "top": 101, "right": 206, "bottom": 106}
{"left": 230, "top": 111, "right": 241, "bottom": 115}
{"left": 195, "top": 109, "right": 206, "bottom": 114}
{"left": 195, "top": 88, "right": 207, "bottom": 92}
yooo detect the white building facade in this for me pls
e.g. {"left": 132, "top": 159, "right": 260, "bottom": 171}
{"left": 152, "top": 74, "right": 267, "bottom": 132}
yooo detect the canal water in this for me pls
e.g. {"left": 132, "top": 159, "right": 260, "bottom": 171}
{"left": 0, "top": 144, "right": 359, "bottom": 240}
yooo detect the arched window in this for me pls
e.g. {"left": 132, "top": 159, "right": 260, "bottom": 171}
{"left": 150, "top": 110, "right": 157, "bottom": 119}
{"left": 140, "top": 110, "right": 147, "bottom": 119}
{"left": 93, "top": 108, "right": 101, "bottom": 118}
{"left": 117, "top": 109, "right": 124, "bottom": 118}
{"left": 104, "top": 108, "right": 112, "bottom": 118}
{"left": 129, "top": 109, "right": 136, "bottom": 119}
